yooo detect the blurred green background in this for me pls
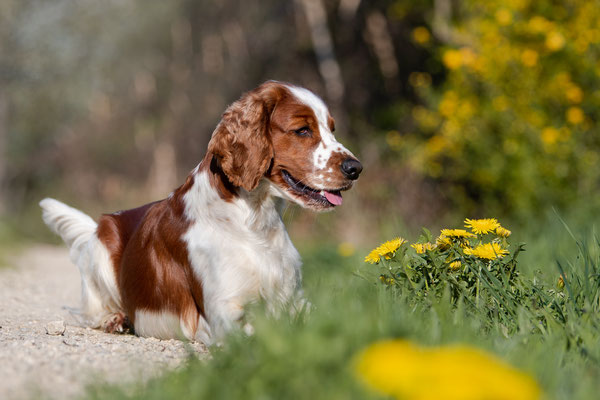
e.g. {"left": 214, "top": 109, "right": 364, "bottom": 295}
{"left": 1, "top": 0, "right": 599, "bottom": 245}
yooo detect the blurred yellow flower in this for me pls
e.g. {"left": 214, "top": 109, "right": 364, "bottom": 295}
{"left": 459, "top": 47, "right": 477, "bottom": 67}
{"left": 521, "top": 49, "right": 538, "bottom": 67}
{"left": 565, "top": 85, "right": 583, "bottom": 103}
{"left": 408, "top": 71, "right": 432, "bottom": 88}
{"left": 541, "top": 127, "right": 559, "bottom": 145}
{"left": 365, "top": 238, "right": 406, "bottom": 264}
{"left": 495, "top": 9, "right": 513, "bottom": 26}
{"left": 464, "top": 243, "right": 509, "bottom": 259}
{"left": 355, "top": 339, "right": 541, "bottom": 400}
{"left": 441, "top": 229, "right": 476, "bottom": 238}
{"left": 439, "top": 91, "right": 458, "bottom": 117}
{"left": 528, "top": 16, "right": 550, "bottom": 33}
{"left": 449, "top": 260, "right": 462, "bottom": 270}
{"left": 566, "top": 106, "right": 584, "bottom": 125}
{"left": 412, "top": 106, "right": 440, "bottom": 130}
{"left": 412, "top": 26, "right": 431, "bottom": 45}
{"left": 337, "top": 242, "right": 355, "bottom": 258}
{"left": 443, "top": 49, "right": 463, "bottom": 69}
{"left": 545, "top": 31, "right": 565, "bottom": 51}
{"left": 379, "top": 275, "right": 395, "bottom": 285}
{"left": 496, "top": 226, "right": 512, "bottom": 238}
{"left": 425, "top": 136, "right": 448, "bottom": 155}
{"left": 465, "top": 218, "right": 500, "bottom": 234}
{"left": 411, "top": 242, "right": 434, "bottom": 254}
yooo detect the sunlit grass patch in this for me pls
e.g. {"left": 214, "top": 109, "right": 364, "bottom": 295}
{"left": 88, "top": 219, "right": 600, "bottom": 400}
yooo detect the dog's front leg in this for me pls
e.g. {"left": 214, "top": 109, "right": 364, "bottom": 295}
{"left": 205, "top": 298, "right": 248, "bottom": 342}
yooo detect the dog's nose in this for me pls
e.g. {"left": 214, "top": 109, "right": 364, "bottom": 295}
{"left": 341, "top": 158, "right": 363, "bottom": 180}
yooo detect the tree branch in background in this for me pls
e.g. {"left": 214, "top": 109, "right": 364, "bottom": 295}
{"left": 432, "top": 0, "right": 468, "bottom": 45}
{"left": 297, "top": 0, "right": 345, "bottom": 104}
{"left": 364, "top": 11, "right": 399, "bottom": 92}
{"left": 147, "top": 18, "right": 193, "bottom": 198}
{"left": 337, "top": 0, "right": 361, "bottom": 20}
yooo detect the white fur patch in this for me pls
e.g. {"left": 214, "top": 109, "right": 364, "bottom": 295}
{"left": 135, "top": 309, "right": 189, "bottom": 340}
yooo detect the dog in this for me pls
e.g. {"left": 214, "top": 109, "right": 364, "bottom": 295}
{"left": 40, "top": 81, "right": 362, "bottom": 344}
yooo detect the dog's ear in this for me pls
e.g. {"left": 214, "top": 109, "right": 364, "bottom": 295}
{"left": 208, "top": 81, "right": 285, "bottom": 192}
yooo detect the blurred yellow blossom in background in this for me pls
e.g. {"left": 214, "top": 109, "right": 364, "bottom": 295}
{"left": 412, "top": 26, "right": 431, "bottom": 45}
{"left": 403, "top": 0, "right": 600, "bottom": 214}
{"left": 566, "top": 107, "right": 584, "bottom": 125}
{"left": 355, "top": 339, "right": 541, "bottom": 400}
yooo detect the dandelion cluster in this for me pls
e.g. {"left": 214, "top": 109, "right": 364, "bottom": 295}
{"left": 355, "top": 339, "right": 541, "bottom": 400}
{"left": 364, "top": 218, "right": 519, "bottom": 311}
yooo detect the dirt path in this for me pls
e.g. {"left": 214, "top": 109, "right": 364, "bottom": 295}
{"left": 0, "top": 245, "right": 207, "bottom": 400}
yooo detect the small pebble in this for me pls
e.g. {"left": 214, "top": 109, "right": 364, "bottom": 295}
{"left": 45, "top": 320, "right": 66, "bottom": 336}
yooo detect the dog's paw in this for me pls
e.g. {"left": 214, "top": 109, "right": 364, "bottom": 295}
{"left": 242, "top": 322, "right": 255, "bottom": 336}
{"left": 101, "top": 312, "right": 131, "bottom": 334}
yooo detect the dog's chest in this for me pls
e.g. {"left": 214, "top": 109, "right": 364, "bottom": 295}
{"left": 183, "top": 198, "right": 301, "bottom": 302}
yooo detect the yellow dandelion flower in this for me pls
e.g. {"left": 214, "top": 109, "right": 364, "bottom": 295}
{"left": 355, "top": 339, "right": 541, "bottom": 400}
{"left": 496, "top": 226, "right": 512, "bottom": 238}
{"left": 365, "top": 251, "right": 381, "bottom": 264}
{"left": 557, "top": 275, "right": 565, "bottom": 289}
{"left": 528, "top": 16, "right": 550, "bottom": 33}
{"left": 337, "top": 242, "right": 355, "bottom": 257}
{"left": 495, "top": 9, "right": 512, "bottom": 26}
{"left": 521, "top": 49, "right": 538, "bottom": 67}
{"left": 541, "top": 127, "right": 560, "bottom": 145}
{"left": 364, "top": 238, "right": 406, "bottom": 264}
{"left": 442, "top": 49, "right": 462, "bottom": 70}
{"left": 566, "top": 107, "right": 584, "bottom": 125}
{"left": 411, "top": 26, "right": 430, "bottom": 45}
{"left": 440, "top": 228, "right": 476, "bottom": 238}
{"left": 449, "top": 261, "right": 462, "bottom": 270}
{"left": 459, "top": 47, "right": 477, "bottom": 67}
{"left": 411, "top": 242, "right": 434, "bottom": 254}
{"left": 464, "top": 243, "right": 509, "bottom": 260}
{"left": 464, "top": 218, "right": 501, "bottom": 234}
{"left": 565, "top": 85, "right": 583, "bottom": 104}
{"left": 545, "top": 31, "right": 565, "bottom": 51}
{"left": 381, "top": 237, "right": 406, "bottom": 254}
{"left": 436, "top": 235, "right": 452, "bottom": 250}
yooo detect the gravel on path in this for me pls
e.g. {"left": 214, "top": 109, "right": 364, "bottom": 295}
{"left": 0, "top": 245, "right": 207, "bottom": 400}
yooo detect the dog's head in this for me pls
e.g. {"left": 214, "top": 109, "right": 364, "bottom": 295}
{"left": 208, "top": 81, "right": 362, "bottom": 211}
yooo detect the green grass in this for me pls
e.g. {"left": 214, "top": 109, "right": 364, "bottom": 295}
{"left": 88, "top": 217, "right": 600, "bottom": 400}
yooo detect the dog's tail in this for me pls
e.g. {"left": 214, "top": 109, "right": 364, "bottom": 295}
{"left": 39, "top": 198, "right": 97, "bottom": 261}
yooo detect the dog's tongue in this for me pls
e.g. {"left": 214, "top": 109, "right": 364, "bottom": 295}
{"left": 323, "top": 190, "right": 343, "bottom": 206}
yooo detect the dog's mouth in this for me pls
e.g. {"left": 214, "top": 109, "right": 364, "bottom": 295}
{"left": 281, "top": 170, "right": 349, "bottom": 208}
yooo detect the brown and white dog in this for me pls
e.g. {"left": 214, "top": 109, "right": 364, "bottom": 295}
{"left": 40, "top": 81, "right": 362, "bottom": 344}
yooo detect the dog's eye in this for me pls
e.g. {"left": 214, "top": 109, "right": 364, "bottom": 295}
{"left": 294, "top": 127, "right": 312, "bottom": 137}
